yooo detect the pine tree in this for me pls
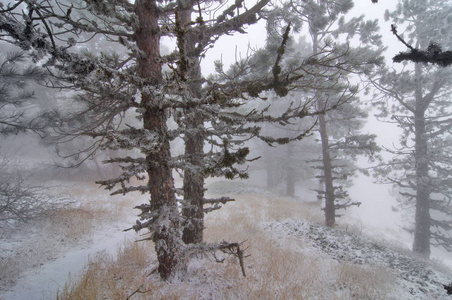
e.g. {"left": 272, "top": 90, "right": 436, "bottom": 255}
{"left": 373, "top": 0, "right": 452, "bottom": 258}
{"left": 0, "top": 0, "right": 307, "bottom": 280}
{"left": 281, "top": 0, "right": 383, "bottom": 227}
{"left": 0, "top": 50, "right": 46, "bottom": 135}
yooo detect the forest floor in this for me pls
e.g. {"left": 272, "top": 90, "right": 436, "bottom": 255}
{"left": 1, "top": 179, "right": 452, "bottom": 299}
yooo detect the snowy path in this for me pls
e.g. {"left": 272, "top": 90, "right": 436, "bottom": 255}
{"left": 1, "top": 223, "right": 138, "bottom": 300}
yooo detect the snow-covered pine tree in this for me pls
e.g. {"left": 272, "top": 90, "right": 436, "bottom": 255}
{"left": 373, "top": 0, "right": 452, "bottom": 258}
{"left": 173, "top": 0, "right": 284, "bottom": 245}
{"left": 0, "top": 0, "right": 310, "bottom": 280}
{"left": 275, "top": 0, "right": 384, "bottom": 227}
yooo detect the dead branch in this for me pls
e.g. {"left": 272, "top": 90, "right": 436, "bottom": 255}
{"left": 124, "top": 284, "right": 153, "bottom": 300}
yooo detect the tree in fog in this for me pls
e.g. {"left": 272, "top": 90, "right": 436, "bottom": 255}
{"left": 0, "top": 50, "right": 46, "bottom": 135}
{"left": 373, "top": 0, "right": 452, "bottom": 258}
{"left": 0, "top": 48, "right": 55, "bottom": 232}
{"left": 279, "top": 0, "right": 383, "bottom": 227}
{"left": 0, "top": 0, "right": 309, "bottom": 280}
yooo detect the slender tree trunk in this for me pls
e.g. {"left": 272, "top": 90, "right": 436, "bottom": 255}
{"left": 179, "top": 10, "right": 206, "bottom": 244}
{"left": 262, "top": 125, "right": 279, "bottom": 190}
{"left": 266, "top": 160, "right": 278, "bottom": 189}
{"left": 285, "top": 143, "right": 295, "bottom": 197}
{"left": 135, "top": 0, "right": 186, "bottom": 280}
{"left": 311, "top": 34, "right": 335, "bottom": 227}
{"left": 413, "top": 63, "right": 431, "bottom": 258}
{"left": 318, "top": 110, "right": 335, "bottom": 227}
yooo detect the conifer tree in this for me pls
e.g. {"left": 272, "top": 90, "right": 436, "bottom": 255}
{"left": 0, "top": 0, "right": 308, "bottom": 279}
{"left": 279, "top": 0, "right": 384, "bottom": 227}
{"left": 373, "top": 0, "right": 452, "bottom": 258}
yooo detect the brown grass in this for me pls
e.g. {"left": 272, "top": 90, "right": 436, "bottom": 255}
{"left": 52, "top": 187, "right": 399, "bottom": 299}
{"left": 55, "top": 241, "right": 156, "bottom": 300}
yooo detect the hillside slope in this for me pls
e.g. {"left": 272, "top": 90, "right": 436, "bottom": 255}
{"left": 1, "top": 180, "right": 452, "bottom": 299}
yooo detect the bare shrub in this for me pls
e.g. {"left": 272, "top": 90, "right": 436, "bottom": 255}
{"left": 0, "top": 162, "right": 68, "bottom": 235}
{"left": 0, "top": 181, "right": 144, "bottom": 293}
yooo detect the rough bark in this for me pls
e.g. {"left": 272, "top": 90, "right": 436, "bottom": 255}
{"left": 412, "top": 63, "right": 431, "bottom": 258}
{"left": 135, "top": 0, "right": 186, "bottom": 280}
{"left": 178, "top": 9, "right": 206, "bottom": 245}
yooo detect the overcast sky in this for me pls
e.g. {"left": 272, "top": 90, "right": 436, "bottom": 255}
{"left": 201, "top": 1, "right": 401, "bottom": 75}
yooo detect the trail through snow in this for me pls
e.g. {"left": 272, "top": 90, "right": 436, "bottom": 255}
{"left": 1, "top": 227, "right": 137, "bottom": 300}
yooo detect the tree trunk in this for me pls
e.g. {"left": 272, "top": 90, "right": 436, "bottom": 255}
{"left": 135, "top": 0, "right": 186, "bottom": 280}
{"left": 264, "top": 149, "right": 279, "bottom": 190}
{"left": 412, "top": 63, "right": 431, "bottom": 258}
{"left": 318, "top": 110, "right": 335, "bottom": 227}
{"left": 285, "top": 143, "right": 295, "bottom": 197}
{"left": 179, "top": 10, "right": 206, "bottom": 244}
{"left": 311, "top": 34, "right": 335, "bottom": 227}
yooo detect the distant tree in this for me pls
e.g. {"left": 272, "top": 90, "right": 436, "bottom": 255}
{"left": 373, "top": 0, "right": 452, "bottom": 258}
{"left": 282, "top": 0, "right": 383, "bottom": 227}
{"left": 0, "top": 50, "right": 46, "bottom": 135}
{"left": 0, "top": 48, "right": 59, "bottom": 233}
{"left": 0, "top": 157, "right": 68, "bottom": 235}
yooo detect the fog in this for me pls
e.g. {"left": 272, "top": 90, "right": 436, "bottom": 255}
{"left": 196, "top": 0, "right": 452, "bottom": 267}
{"left": 1, "top": 0, "right": 452, "bottom": 298}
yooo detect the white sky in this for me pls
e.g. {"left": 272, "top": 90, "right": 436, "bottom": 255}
{"left": 201, "top": 1, "right": 402, "bottom": 75}
{"left": 197, "top": 0, "right": 452, "bottom": 263}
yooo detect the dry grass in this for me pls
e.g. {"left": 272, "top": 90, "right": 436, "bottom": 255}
{"left": 55, "top": 241, "right": 156, "bottom": 300}
{"left": 52, "top": 187, "right": 398, "bottom": 299}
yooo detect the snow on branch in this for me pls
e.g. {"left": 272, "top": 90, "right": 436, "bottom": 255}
{"left": 203, "top": 196, "right": 235, "bottom": 213}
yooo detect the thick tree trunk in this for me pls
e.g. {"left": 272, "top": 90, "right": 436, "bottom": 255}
{"left": 182, "top": 112, "right": 205, "bottom": 244}
{"left": 179, "top": 10, "right": 206, "bottom": 244}
{"left": 135, "top": 0, "right": 186, "bottom": 280}
{"left": 412, "top": 64, "right": 431, "bottom": 258}
{"left": 319, "top": 111, "right": 335, "bottom": 227}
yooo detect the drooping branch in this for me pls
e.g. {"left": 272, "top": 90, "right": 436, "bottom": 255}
{"left": 391, "top": 25, "right": 452, "bottom": 67}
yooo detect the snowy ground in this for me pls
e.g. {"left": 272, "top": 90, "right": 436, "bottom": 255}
{"left": 262, "top": 219, "right": 452, "bottom": 299}
{"left": 0, "top": 181, "right": 144, "bottom": 300}
{"left": 1, "top": 180, "right": 452, "bottom": 299}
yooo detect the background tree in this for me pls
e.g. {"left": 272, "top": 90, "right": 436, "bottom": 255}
{"left": 282, "top": 0, "right": 383, "bottom": 227}
{"left": 0, "top": 47, "right": 64, "bottom": 233}
{"left": 0, "top": 50, "right": 46, "bottom": 135}
{"left": 373, "top": 0, "right": 452, "bottom": 258}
